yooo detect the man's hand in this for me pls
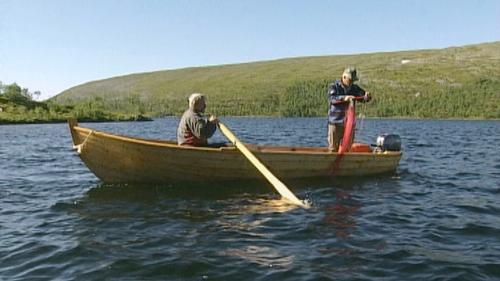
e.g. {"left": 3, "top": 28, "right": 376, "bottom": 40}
{"left": 364, "top": 92, "right": 372, "bottom": 102}
{"left": 344, "top": 95, "right": 355, "bottom": 102}
{"left": 208, "top": 115, "right": 219, "bottom": 124}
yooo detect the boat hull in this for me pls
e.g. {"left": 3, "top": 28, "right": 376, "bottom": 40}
{"left": 68, "top": 120, "right": 402, "bottom": 184}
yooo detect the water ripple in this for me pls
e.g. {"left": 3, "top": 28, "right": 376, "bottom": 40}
{"left": 1, "top": 119, "right": 500, "bottom": 280}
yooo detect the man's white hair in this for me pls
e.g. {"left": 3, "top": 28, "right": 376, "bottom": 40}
{"left": 188, "top": 93, "right": 205, "bottom": 110}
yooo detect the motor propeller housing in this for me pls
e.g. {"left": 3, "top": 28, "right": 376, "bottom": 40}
{"left": 376, "top": 134, "right": 402, "bottom": 152}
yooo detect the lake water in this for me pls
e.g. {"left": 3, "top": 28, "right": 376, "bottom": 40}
{"left": 1, "top": 117, "right": 499, "bottom": 280}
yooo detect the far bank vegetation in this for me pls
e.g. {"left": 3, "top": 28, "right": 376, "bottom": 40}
{"left": 0, "top": 82, "right": 150, "bottom": 124}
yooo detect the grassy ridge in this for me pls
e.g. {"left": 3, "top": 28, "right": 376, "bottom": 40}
{"left": 53, "top": 42, "right": 500, "bottom": 119}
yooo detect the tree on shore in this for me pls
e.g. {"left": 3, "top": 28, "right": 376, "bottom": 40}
{"left": 0, "top": 82, "right": 38, "bottom": 103}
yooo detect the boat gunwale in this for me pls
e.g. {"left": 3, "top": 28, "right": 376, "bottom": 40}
{"left": 71, "top": 125, "right": 402, "bottom": 157}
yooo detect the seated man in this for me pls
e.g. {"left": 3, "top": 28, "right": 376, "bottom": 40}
{"left": 177, "top": 93, "right": 219, "bottom": 146}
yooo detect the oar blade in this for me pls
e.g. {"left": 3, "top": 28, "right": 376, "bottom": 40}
{"left": 218, "top": 123, "right": 308, "bottom": 208}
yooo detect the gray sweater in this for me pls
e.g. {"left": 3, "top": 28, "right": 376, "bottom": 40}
{"left": 177, "top": 109, "right": 217, "bottom": 146}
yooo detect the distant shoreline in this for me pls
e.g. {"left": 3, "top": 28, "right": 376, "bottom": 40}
{"left": 0, "top": 115, "right": 153, "bottom": 125}
{"left": 1, "top": 115, "right": 497, "bottom": 125}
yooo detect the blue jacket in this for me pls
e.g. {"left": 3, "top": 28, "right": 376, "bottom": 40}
{"left": 327, "top": 80, "right": 365, "bottom": 124}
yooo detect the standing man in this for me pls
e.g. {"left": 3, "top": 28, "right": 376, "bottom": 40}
{"left": 177, "top": 93, "right": 219, "bottom": 146}
{"left": 327, "top": 68, "right": 372, "bottom": 151}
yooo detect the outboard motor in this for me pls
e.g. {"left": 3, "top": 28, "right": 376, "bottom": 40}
{"left": 376, "top": 134, "right": 401, "bottom": 152}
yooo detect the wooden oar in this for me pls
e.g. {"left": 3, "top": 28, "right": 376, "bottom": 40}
{"left": 218, "top": 122, "right": 308, "bottom": 208}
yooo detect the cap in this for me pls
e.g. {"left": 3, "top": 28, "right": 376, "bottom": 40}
{"left": 342, "top": 68, "right": 358, "bottom": 81}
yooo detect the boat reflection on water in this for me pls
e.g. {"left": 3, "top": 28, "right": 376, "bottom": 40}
{"left": 83, "top": 179, "right": 313, "bottom": 213}
{"left": 84, "top": 180, "right": 271, "bottom": 202}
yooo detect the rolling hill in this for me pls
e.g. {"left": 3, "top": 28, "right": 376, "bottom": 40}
{"left": 52, "top": 42, "right": 500, "bottom": 119}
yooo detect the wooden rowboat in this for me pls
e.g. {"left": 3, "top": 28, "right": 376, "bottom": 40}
{"left": 68, "top": 119, "right": 402, "bottom": 184}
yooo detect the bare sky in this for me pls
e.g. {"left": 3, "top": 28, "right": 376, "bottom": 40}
{"left": 1, "top": 0, "right": 499, "bottom": 100}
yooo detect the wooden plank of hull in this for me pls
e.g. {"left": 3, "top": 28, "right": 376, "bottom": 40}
{"left": 70, "top": 125, "right": 402, "bottom": 183}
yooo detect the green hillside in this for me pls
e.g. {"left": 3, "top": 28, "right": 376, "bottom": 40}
{"left": 53, "top": 42, "right": 500, "bottom": 119}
